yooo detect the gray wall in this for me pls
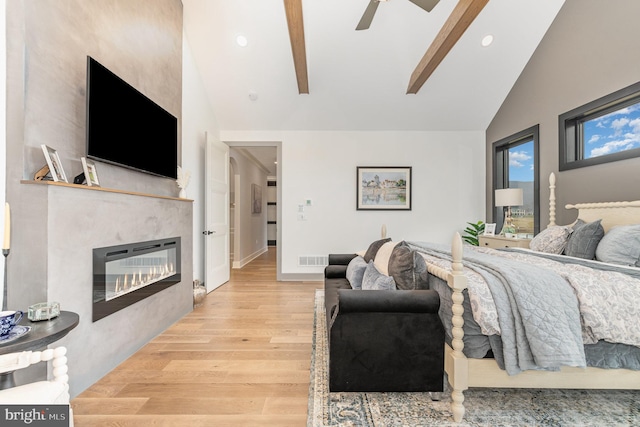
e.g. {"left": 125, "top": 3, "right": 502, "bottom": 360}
{"left": 5, "top": 0, "right": 191, "bottom": 397}
{"left": 486, "top": 0, "right": 640, "bottom": 227}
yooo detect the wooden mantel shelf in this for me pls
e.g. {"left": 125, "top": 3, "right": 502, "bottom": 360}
{"left": 21, "top": 180, "right": 193, "bottom": 202}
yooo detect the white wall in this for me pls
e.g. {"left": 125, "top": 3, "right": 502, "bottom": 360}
{"left": 222, "top": 130, "right": 486, "bottom": 277}
{"left": 181, "top": 33, "right": 220, "bottom": 284}
{"left": 1, "top": 2, "right": 6, "bottom": 304}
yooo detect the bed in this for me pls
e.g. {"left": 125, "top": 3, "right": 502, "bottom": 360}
{"left": 409, "top": 173, "right": 640, "bottom": 423}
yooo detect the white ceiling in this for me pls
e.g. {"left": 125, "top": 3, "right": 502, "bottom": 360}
{"left": 182, "top": 0, "right": 566, "bottom": 170}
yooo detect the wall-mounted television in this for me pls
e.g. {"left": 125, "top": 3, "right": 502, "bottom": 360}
{"left": 86, "top": 56, "right": 178, "bottom": 179}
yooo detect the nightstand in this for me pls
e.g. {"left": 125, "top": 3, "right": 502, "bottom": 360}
{"left": 479, "top": 235, "right": 531, "bottom": 249}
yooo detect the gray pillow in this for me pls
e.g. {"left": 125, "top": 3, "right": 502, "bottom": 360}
{"left": 361, "top": 261, "right": 396, "bottom": 290}
{"left": 595, "top": 224, "right": 640, "bottom": 267}
{"left": 388, "top": 241, "right": 429, "bottom": 290}
{"left": 564, "top": 219, "right": 605, "bottom": 259}
{"left": 345, "top": 256, "right": 368, "bottom": 289}
{"left": 363, "top": 238, "right": 391, "bottom": 263}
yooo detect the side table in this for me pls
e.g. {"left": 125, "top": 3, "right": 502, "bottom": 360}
{"left": 479, "top": 235, "right": 532, "bottom": 249}
{"left": 0, "top": 311, "right": 79, "bottom": 389}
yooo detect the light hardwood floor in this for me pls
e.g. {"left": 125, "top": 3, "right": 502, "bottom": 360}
{"left": 71, "top": 248, "right": 321, "bottom": 426}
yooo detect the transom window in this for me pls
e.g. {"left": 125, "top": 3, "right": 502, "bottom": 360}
{"left": 560, "top": 81, "right": 640, "bottom": 170}
{"left": 492, "top": 125, "right": 540, "bottom": 235}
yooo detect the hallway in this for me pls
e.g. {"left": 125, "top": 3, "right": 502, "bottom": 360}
{"left": 72, "top": 248, "right": 320, "bottom": 426}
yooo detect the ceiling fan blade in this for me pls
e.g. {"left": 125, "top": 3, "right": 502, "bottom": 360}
{"left": 356, "top": 0, "right": 380, "bottom": 31}
{"left": 408, "top": 0, "right": 440, "bottom": 13}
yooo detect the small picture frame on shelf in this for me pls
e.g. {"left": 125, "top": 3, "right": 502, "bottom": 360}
{"left": 81, "top": 157, "right": 100, "bottom": 187}
{"left": 41, "top": 145, "right": 68, "bottom": 183}
{"left": 483, "top": 223, "right": 496, "bottom": 236}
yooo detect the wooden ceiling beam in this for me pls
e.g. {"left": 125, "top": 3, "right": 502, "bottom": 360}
{"left": 283, "top": 0, "right": 309, "bottom": 94}
{"left": 406, "top": 0, "right": 489, "bottom": 94}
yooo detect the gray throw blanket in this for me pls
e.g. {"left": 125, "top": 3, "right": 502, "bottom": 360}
{"left": 408, "top": 241, "right": 586, "bottom": 375}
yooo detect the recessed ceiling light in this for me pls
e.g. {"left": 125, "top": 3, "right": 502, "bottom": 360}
{"left": 481, "top": 34, "right": 494, "bottom": 47}
{"left": 236, "top": 35, "right": 248, "bottom": 47}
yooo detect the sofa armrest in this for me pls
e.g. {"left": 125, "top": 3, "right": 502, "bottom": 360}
{"left": 336, "top": 289, "right": 439, "bottom": 314}
{"left": 328, "top": 253, "right": 358, "bottom": 266}
{"left": 325, "top": 265, "right": 348, "bottom": 279}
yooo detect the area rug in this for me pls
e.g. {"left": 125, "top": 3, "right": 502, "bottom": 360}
{"left": 307, "top": 290, "right": 639, "bottom": 426}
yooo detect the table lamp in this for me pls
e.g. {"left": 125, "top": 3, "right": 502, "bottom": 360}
{"left": 495, "top": 188, "right": 523, "bottom": 236}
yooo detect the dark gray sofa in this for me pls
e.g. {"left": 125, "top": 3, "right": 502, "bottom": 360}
{"left": 324, "top": 253, "right": 445, "bottom": 392}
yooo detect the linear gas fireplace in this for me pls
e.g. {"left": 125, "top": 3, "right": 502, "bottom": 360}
{"left": 93, "top": 237, "right": 181, "bottom": 322}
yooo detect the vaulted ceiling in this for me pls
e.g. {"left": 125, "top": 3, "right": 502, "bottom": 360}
{"left": 182, "top": 0, "right": 565, "bottom": 132}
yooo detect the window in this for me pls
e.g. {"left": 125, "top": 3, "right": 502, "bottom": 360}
{"left": 560, "top": 81, "right": 640, "bottom": 171}
{"left": 492, "top": 126, "right": 540, "bottom": 235}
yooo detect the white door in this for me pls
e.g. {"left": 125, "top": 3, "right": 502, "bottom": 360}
{"left": 204, "top": 132, "right": 230, "bottom": 293}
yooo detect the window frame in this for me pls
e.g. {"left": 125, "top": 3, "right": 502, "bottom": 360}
{"left": 559, "top": 80, "right": 640, "bottom": 171}
{"left": 492, "top": 125, "right": 540, "bottom": 235}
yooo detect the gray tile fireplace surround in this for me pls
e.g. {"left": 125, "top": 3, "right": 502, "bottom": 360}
{"left": 10, "top": 182, "right": 193, "bottom": 397}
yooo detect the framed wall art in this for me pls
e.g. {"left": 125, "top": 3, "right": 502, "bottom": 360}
{"left": 81, "top": 157, "right": 101, "bottom": 187}
{"left": 41, "top": 144, "right": 68, "bottom": 183}
{"left": 251, "top": 183, "right": 262, "bottom": 214}
{"left": 357, "top": 166, "right": 412, "bottom": 210}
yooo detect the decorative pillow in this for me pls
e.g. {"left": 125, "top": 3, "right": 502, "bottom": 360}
{"left": 529, "top": 226, "right": 572, "bottom": 254}
{"left": 361, "top": 261, "right": 396, "bottom": 290}
{"left": 595, "top": 224, "right": 640, "bottom": 267}
{"left": 363, "top": 238, "right": 391, "bottom": 263}
{"left": 373, "top": 241, "right": 399, "bottom": 276}
{"left": 564, "top": 219, "right": 605, "bottom": 259}
{"left": 345, "top": 256, "right": 368, "bottom": 289}
{"left": 388, "top": 241, "right": 429, "bottom": 290}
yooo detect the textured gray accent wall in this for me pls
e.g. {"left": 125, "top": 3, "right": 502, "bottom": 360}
{"left": 486, "top": 0, "right": 640, "bottom": 227}
{"left": 5, "top": 0, "right": 189, "bottom": 397}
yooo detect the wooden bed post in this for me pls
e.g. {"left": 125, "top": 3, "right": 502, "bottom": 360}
{"left": 448, "top": 232, "right": 468, "bottom": 422}
{"left": 548, "top": 172, "right": 556, "bottom": 228}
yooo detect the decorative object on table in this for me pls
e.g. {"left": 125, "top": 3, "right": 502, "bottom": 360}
{"left": 461, "top": 220, "right": 485, "bottom": 246}
{"left": 0, "top": 310, "right": 23, "bottom": 337}
{"left": 28, "top": 302, "right": 61, "bottom": 321}
{"left": 193, "top": 280, "right": 206, "bottom": 308}
{"left": 0, "top": 325, "right": 31, "bottom": 344}
{"left": 2, "top": 202, "right": 9, "bottom": 311}
{"left": 40, "top": 144, "right": 68, "bottom": 183}
{"left": 495, "top": 187, "right": 524, "bottom": 236}
{"left": 483, "top": 223, "right": 496, "bottom": 236}
{"left": 356, "top": 166, "right": 412, "bottom": 210}
{"left": 251, "top": 183, "right": 262, "bottom": 214}
{"left": 176, "top": 165, "right": 191, "bottom": 198}
{"left": 81, "top": 157, "right": 100, "bottom": 187}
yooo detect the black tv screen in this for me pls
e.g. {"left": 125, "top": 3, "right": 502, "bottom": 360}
{"left": 86, "top": 56, "right": 178, "bottom": 179}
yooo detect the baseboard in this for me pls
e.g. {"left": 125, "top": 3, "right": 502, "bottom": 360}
{"left": 232, "top": 247, "right": 268, "bottom": 269}
{"left": 277, "top": 272, "right": 323, "bottom": 281}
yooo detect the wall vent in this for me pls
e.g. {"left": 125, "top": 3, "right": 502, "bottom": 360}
{"left": 298, "top": 255, "right": 328, "bottom": 267}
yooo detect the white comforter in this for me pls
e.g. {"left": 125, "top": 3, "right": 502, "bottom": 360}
{"left": 418, "top": 246, "right": 640, "bottom": 348}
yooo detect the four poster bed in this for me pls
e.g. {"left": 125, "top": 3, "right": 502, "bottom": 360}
{"left": 410, "top": 173, "right": 640, "bottom": 422}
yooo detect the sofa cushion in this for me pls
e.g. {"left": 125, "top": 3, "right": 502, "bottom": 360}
{"left": 362, "top": 261, "right": 396, "bottom": 290}
{"left": 564, "top": 219, "right": 605, "bottom": 259}
{"left": 363, "top": 238, "right": 392, "bottom": 263}
{"left": 388, "top": 241, "right": 429, "bottom": 290}
{"left": 373, "top": 241, "right": 399, "bottom": 276}
{"left": 346, "top": 256, "right": 368, "bottom": 289}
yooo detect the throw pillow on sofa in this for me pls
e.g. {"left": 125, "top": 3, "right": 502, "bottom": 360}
{"left": 388, "top": 241, "right": 429, "bottom": 290}
{"left": 362, "top": 261, "right": 396, "bottom": 290}
{"left": 373, "top": 241, "right": 399, "bottom": 276}
{"left": 346, "top": 256, "right": 368, "bottom": 289}
{"left": 363, "top": 238, "right": 392, "bottom": 263}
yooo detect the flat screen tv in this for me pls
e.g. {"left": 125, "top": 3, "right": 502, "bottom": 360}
{"left": 86, "top": 56, "right": 178, "bottom": 179}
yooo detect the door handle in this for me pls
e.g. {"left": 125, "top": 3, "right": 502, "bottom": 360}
{"left": 202, "top": 230, "right": 216, "bottom": 235}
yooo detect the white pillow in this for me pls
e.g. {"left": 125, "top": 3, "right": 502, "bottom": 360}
{"left": 529, "top": 226, "right": 572, "bottom": 254}
{"left": 373, "top": 241, "right": 399, "bottom": 276}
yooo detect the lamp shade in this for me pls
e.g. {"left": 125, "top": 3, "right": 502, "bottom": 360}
{"left": 495, "top": 188, "right": 523, "bottom": 207}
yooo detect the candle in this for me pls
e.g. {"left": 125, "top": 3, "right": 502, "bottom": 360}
{"left": 3, "top": 203, "right": 10, "bottom": 250}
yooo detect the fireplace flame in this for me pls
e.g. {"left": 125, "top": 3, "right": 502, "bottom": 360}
{"left": 107, "top": 261, "right": 177, "bottom": 301}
